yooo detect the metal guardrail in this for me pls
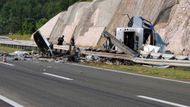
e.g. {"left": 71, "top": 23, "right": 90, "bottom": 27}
{"left": 82, "top": 51, "right": 190, "bottom": 67}
{"left": 0, "top": 40, "right": 38, "bottom": 51}
{"left": 81, "top": 51, "right": 132, "bottom": 61}
{"left": 133, "top": 58, "right": 190, "bottom": 67}
{"left": 0, "top": 40, "right": 69, "bottom": 53}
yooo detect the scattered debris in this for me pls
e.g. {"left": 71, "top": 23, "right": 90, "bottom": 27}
{"left": 10, "top": 51, "right": 29, "bottom": 57}
{"left": 162, "top": 54, "right": 175, "bottom": 60}
{"left": 85, "top": 55, "right": 93, "bottom": 62}
{"left": 150, "top": 53, "right": 162, "bottom": 59}
{"left": 143, "top": 45, "right": 160, "bottom": 53}
{"left": 175, "top": 55, "right": 188, "bottom": 60}
{"left": 9, "top": 51, "right": 29, "bottom": 60}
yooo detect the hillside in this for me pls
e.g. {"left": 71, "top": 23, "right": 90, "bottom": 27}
{"left": 0, "top": 0, "right": 90, "bottom": 35}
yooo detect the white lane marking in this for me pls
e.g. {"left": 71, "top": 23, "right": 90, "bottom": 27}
{"left": 0, "top": 61, "right": 14, "bottom": 66}
{"left": 0, "top": 95, "right": 24, "bottom": 107}
{"left": 137, "top": 95, "right": 189, "bottom": 107}
{"left": 69, "top": 63, "right": 190, "bottom": 85}
{"left": 43, "top": 72, "right": 73, "bottom": 81}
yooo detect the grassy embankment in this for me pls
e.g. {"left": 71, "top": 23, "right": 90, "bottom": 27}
{"left": 83, "top": 62, "right": 190, "bottom": 81}
{"left": 8, "top": 34, "right": 31, "bottom": 40}
{"left": 0, "top": 45, "right": 18, "bottom": 53}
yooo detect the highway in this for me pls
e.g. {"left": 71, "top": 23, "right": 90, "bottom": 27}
{"left": 0, "top": 60, "right": 190, "bottom": 107}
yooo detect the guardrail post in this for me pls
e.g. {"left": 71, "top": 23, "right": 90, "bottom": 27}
{"left": 3, "top": 53, "right": 6, "bottom": 62}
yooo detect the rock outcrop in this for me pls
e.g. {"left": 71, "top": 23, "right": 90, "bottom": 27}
{"left": 156, "top": 0, "right": 190, "bottom": 55}
{"left": 36, "top": 0, "right": 190, "bottom": 55}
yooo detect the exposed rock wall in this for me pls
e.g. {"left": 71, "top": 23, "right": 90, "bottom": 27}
{"left": 36, "top": 0, "right": 190, "bottom": 55}
{"left": 38, "top": 0, "right": 121, "bottom": 47}
{"left": 156, "top": 0, "right": 190, "bottom": 55}
{"left": 49, "top": 2, "right": 90, "bottom": 44}
{"left": 70, "top": 0, "right": 121, "bottom": 47}
{"left": 107, "top": 0, "right": 177, "bottom": 34}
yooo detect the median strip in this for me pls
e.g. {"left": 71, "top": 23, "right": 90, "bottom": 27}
{"left": 137, "top": 95, "right": 189, "bottom": 107}
{"left": 43, "top": 72, "right": 73, "bottom": 81}
{"left": 0, "top": 95, "right": 24, "bottom": 107}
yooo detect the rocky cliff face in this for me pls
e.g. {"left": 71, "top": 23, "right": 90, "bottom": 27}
{"left": 37, "top": 0, "right": 190, "bottom": 55}
{"left": 107, "top": 0, "right": 177, "bottom": 34}
{"left": 156, "top": 0, "right": 190, "bottom": 55}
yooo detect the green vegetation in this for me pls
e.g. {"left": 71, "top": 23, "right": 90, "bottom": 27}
{"left": 0, "top": 44, "right": 33, "bottom": 53}
{"left": 83, "top": 62, "right": 190, "bottom": 80}
{"left": 0, "top": 45, "right": 19, "bottom": 53}
{"left": 0, "top": 0, "right": 91, "bottom": 35}
{"left": 8, "top": 34, "right": 31, "bottom": 40}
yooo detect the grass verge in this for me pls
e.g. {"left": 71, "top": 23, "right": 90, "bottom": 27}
{"left": 8, "top": 34, "right": 31, "bottom": 40}
{"left": 0, "top": 45, "right": 20, "bottom": 53}
{"left": 82, "top": 62, "right": 190, "bottom": 81}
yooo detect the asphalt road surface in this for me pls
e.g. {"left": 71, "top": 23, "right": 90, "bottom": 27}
{"left": 0, "top": 60, "right": 190, "bottom": 107}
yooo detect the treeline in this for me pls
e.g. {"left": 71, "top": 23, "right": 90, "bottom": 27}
{"left": 0, "top": 0, "right": 91, "bottom": 35}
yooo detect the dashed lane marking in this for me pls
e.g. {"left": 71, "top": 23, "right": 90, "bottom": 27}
{"left": 0, "top": 95, "right": 24, "bottom": 107}
{"left": 0, "top": 62, "right": 14, "bottom": 66}
{"left": 43, "top": 72, "right": 74, "bottom": 81}
{"left": 137, "top": 95, "right": 189, "bottom": 107}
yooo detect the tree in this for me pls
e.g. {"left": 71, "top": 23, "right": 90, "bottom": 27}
{"left": 0, "top": 0, "right": 92, "bottom": 35}
{"left": 36, "top": 18, "right": 48, "bottom": 29}
{"left": 22, "top": 18, "right": 35, "bottom": 34}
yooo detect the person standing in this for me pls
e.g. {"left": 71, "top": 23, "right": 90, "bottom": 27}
{"left": 57, "top": 35, "right": 64, "bottom": 45}
{"left": 69, "top": 37, "right": 75, "bottom": 55}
